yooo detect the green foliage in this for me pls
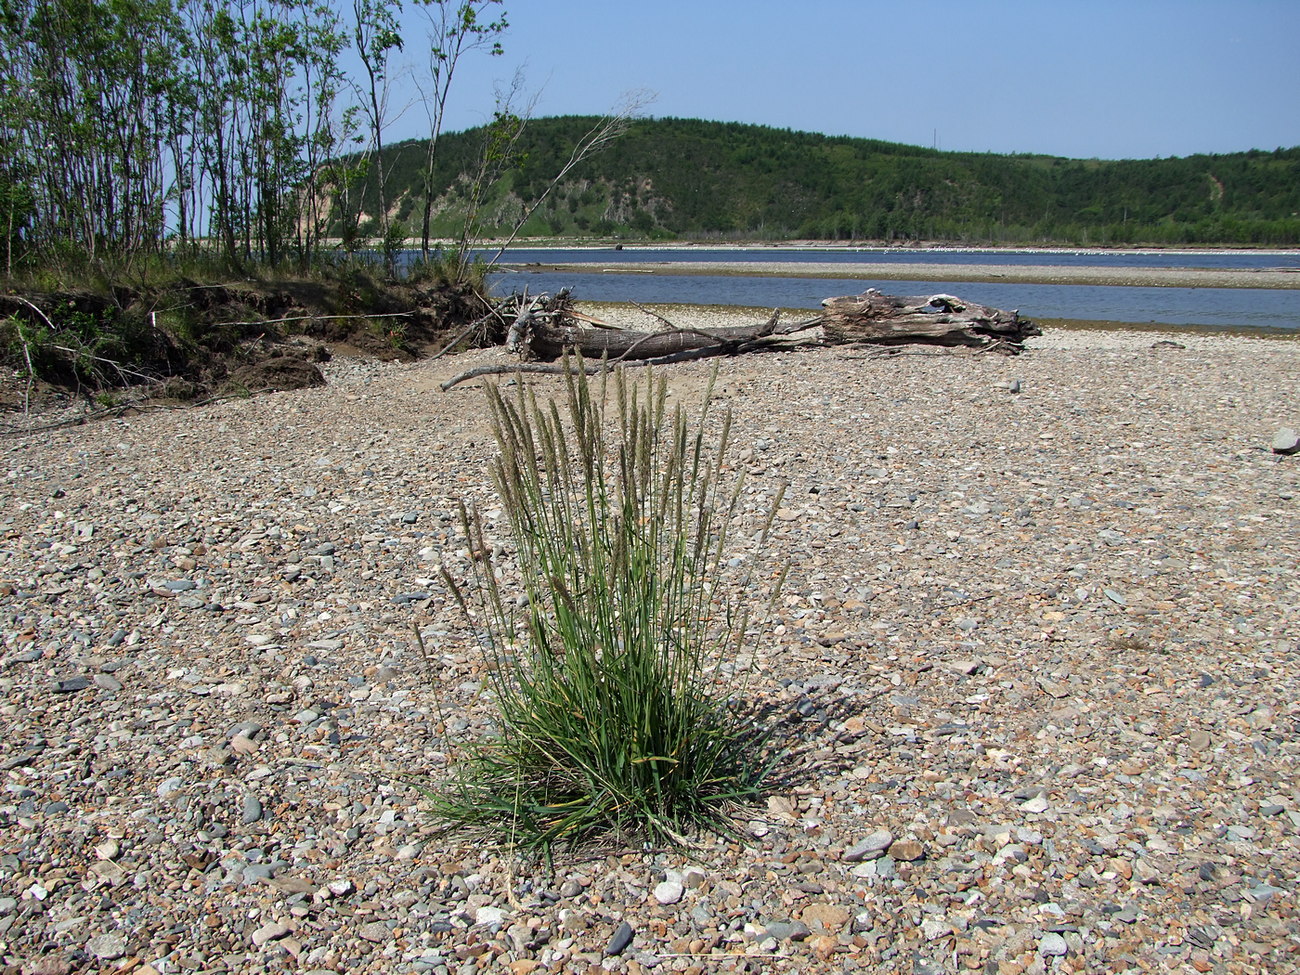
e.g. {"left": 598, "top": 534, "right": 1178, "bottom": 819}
{"left": 362, "top": 117, "right": 1300, "bottom": 245}
{"left": 407, "top": 249, "right": 490, "bottom": 289}
{"left": 432, "top": 363, "right": 777, "bottom": 855}
{"left": 0, "top": 296, "right": 157, "bottom": 390}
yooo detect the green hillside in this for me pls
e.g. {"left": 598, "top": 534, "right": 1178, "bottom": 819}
{"left": 355, "top": 117, "right": 1300, "bottom": 247}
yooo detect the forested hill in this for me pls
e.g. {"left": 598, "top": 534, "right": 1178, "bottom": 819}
{"left": 369, "top": 117, "right": 1300, "bottom": 246}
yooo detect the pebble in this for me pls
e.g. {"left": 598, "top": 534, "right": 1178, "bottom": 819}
{"left": 1271, "top": 427, "right": 1300, "bottom": 454}
{"left": 605, "top": 920, "right": 634, "bottom": 956}
{"left": 357, "top": 921, "right": 391, "bottom": 942}
{"left": 844, "top": 829, "right": 894, "bottom": 861}
{"left": 250, "top": 921, "right": 289, "bottom": 946}
{"left": 1020, "top": 795, "right": 1050, "bottom": 814}
{"left": 652, "top": 880, "right": 684, "bottom": 905}
{"left": 763, "top": 920, "right": 811, "bottom": 941}
{"left": 1039, "top": 932, "right": 1069, "bottom": 957}
{"left": 86, "top": 933, "right": 128, "bottom": 960}
{"left": 887, "top": 838, "right": 925, "bottom": 862}
{"left": 241, "top": 795, "right": 264, "bottom": 824}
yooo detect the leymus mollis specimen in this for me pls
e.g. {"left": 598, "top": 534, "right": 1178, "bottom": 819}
{"left": 433, "top": 358, "right": 782, "bottom": 855}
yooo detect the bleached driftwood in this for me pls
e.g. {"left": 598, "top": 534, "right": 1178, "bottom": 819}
{"left": 439, "top": 288, "right": 1039, "bottom": 390}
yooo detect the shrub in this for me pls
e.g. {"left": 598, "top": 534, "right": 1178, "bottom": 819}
{"left": 433, "top": 360, "right": 777, "bottom": 854}
{"left": 407, "top": 249, "right": 491, "bottom": 291}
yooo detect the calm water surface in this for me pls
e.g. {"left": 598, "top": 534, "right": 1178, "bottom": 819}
{"left": 483, "top": 248, "right": 1300, "bottom": 331}
{"left": 494, "top": 246, "right": 1300, "bottom": 272}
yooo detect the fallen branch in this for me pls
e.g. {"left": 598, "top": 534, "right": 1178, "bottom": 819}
{"left": 440, "top": 343, "right": 752, "bottom": 391}
{"left": 462, "top": 288, "right": 1035, "bottom": 377}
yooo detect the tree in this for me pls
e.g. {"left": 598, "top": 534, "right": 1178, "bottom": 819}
{"left": 351, "top": 0, "right": 404, "bottom": 269}
{"left": 411, "top": 0, "right": 506, "bottom": 262}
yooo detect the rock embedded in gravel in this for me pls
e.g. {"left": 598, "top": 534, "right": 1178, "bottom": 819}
{"left": 250, "top": 921, "right": 289, "bottom": 946}
{"left": 241, "top": 795, "right": 263, "bottom": 824}
{"left": 604, "top": 920, "right": 634, "bottom": 956}
{"left": 763, "top": 920, "right": 811, "bottom": 942}
{"left": 888, "top": 838, "right": 925, "bottom": 861}
{"left": 85, "top": 933, "right": 128, "bottom": 960}
{"left": 1039, "top": 932, "right": 1069, "bottom": 956}
{"left": 652, "top": 880, "right": 684, "bottom": 905}
{"left": 1020, "top": 795, "right": 1050, "bottom": 814}
{"left": 844, "top": 829, "right": 894, "bottom": 861}
{"left": 357, "top": 921, "right": 391, "bottom": 943}
{"left": 800, "top": 903, "right": 852, "bottom": 933}
{"left": 1271, "top": 427, "right": 1300, "bottom": 454}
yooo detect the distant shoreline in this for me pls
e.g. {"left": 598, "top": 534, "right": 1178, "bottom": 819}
{"left": 498, "top": 259, "right": 1300, "bottom": 291}
{"left": 493, "top": 240, "right": 1300, "bottom": 259}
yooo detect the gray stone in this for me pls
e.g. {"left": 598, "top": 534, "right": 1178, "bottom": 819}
{"left": 53, "top": 676, "right": 91, "bottom": 693}
{"left": 653, "top": 880, "right": 684, "bottom": 905}
{"left": 921, "top": 919, "right": 953, "bottom": 940}
{"left": 763, "top": 920, "right": 810, "bottom": 942}
{"left": 241, "top": 795, "right": 263, "bottom": 824}
{"left": 86, "top": 933, "right": 128, "bottom": 960}
{"left": 250, "top": 921, "right": 289, "bottom": 947}
{"left": 1271, "top": 428, "right": 1300, "bottom": 455}
{"left": 1039, "top": 932, "right": 1069, "bottom": 956}
{"left": 605, "top": 920, "right": 634, "bottom": 956}
{"left": 844, "top": 829, "right": 894, "bottom": 862}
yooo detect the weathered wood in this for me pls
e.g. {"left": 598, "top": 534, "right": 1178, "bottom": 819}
{"left": 439, "top": 288, "right": 1038, "bottom": 390}
{"left": 820, "top": 290, "right": 1039, "bottom": 348}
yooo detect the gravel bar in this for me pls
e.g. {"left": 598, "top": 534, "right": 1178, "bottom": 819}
{"left": 508, "top": 261, "right": 1300, "bottom": 290}
{"left": 2, "top": 311, "right": 1298, "bottom": 974}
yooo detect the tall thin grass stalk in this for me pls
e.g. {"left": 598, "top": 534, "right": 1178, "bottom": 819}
{"left": 433, "top": 357, "right": 775, "bottom": 854}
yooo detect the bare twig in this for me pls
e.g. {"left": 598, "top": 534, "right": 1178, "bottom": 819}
{"left": 486, "top": 91, "right": 655, "bottom": 265}
{"left": 439, "top": 344, "right": 739, "bottom": 392}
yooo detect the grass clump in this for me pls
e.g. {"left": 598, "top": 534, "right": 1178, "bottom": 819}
{"left": 434, "top": 360, "right": 776, "bottom": 854}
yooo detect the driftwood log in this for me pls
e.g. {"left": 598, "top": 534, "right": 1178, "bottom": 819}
{"left": 820, "top": 291, "right": 1039, "bottom": 348}
{"left": 440, "top": 289, "right": 1039, "bottom": 390}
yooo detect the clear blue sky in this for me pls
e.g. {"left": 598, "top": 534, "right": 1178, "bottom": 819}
{"left": 385, "top": 0, "right": 1300, "bottom": 160}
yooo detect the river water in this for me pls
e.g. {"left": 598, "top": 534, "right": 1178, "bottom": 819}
{"left": 482, "top": 247, "right": 1300, "bottom": 332}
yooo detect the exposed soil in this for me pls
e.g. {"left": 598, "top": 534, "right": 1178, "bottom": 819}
{"left": 0, "top": 276, "right": 499, "bottom": 414}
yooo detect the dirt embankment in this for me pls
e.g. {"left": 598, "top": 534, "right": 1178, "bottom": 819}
{"left": 0, "top": 277, "right": 496, "bottom": 415}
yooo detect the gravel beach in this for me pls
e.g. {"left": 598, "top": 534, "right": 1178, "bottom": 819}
{"left": 509, "top": 261, "right": 1300, "bottom": 291}
{"left": 2, "top": 306, "right": 1298, "bottom": 975}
